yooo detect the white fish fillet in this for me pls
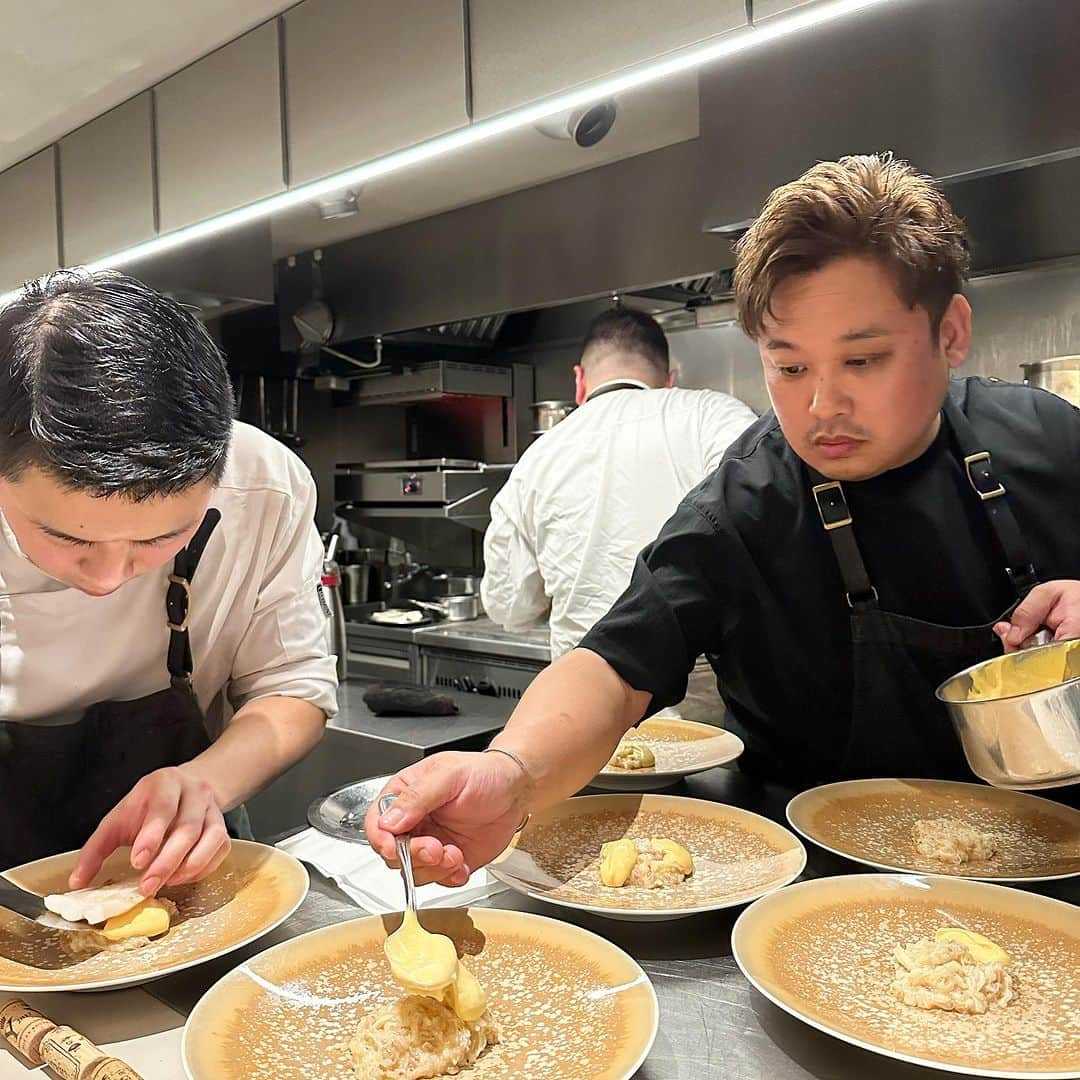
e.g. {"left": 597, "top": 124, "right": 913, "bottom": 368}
{"left": 44, "top": 881, "right": 146, "bottom": 926}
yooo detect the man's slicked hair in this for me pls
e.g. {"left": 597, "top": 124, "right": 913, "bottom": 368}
{"left": 734, "top": 153, "right": 970, "bottom": 339}
{"left": 0, "top": 269, "right": 234, "bottom": 500}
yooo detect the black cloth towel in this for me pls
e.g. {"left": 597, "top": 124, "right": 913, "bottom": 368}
{"left": 362, "top": 684, "right": 459, "bottom": 717}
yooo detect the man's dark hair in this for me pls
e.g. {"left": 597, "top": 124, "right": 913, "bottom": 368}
{"left": 581, "top": 306, "right": 670, "bottom": 372}
{"left": 0, "top": 269, "right": 234, "bottom": 500}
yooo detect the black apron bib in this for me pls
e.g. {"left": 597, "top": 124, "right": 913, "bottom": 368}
{"left": 0, "top": 509, "right": 250, "bottom": 871}
{"left": 807, "top": 398, "right": 1039, "bottom": 781}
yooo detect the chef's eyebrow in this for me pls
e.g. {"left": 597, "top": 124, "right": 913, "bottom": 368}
{"left": 34, "top": 520, "right": 196, "bottom": 544}
{"left": 763, "top": 325, "right": 893, "bottom": 351}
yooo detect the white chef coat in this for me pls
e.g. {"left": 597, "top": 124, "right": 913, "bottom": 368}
{"left": 482, "top": 382, "right": 758, "bottom": 667}
{"left": 0, "top": 422, "right": 338, "bottom": 732}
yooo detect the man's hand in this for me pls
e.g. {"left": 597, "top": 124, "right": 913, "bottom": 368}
{"left": 994, "top": 579, "right": 1080, "bottom": 653}
{"left": 365, "top": 751, "right": 530, "bottom": 887}
{"left": 69, "top": 764, "right": 231, "bottom": 895}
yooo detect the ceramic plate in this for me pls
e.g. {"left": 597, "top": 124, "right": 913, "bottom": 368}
{"left": 182, "top": 907, "right": 658, "bottom": 1080}
{"left": 489, "top": 793, "right": 805, "bottom": 921}
{"left": 732, "top": 873, "right": 1080, "bottom": 1077}
{"left": 0, "top": 840, "right": 308, "bottom": 992}
{"left": 590, "top": 717, "right": 744, "bottom": 791}
{"left": 786, "top": 779, "right": 1080, "bottom": 881}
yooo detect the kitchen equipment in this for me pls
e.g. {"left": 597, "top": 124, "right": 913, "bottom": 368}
{"left": 378, "top": 793, "right": 419, "bottom": 916}
{"left": 530, "top": 399, "right": 576, "bottom": 432}
{"left": 321, "top": 533, "right": 348, "bottom": 681}
{"left": 430, "top": 572, "right": 480, "bottom": 597}
{"left": 307, "top": 775, "right": 391, "bottom": 843}
{"left": 1020, "top": 354, "right": 1080, "bottom": 406}
{"left": 0, "top": 877, "right": 50, "bottom": 923}
{"left": 412, "top": 593, "right": 482, "bottom": 622}
{"left": 336, "top": 459, "right": 513, "bottom": 532}
{"left": 0, "top": 882, "right": 109, "bottom": 969}
{"left": 936, "top": 638, "right": 1080, "bottom": 789}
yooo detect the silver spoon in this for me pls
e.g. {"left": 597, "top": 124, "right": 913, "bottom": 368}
{"left": 379, "top": 792, "right": 418, "bottom": 914}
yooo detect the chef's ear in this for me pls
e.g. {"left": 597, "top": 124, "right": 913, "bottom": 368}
{"left": 573, "top": 365, "right": 588, "bottom": 406}
{"left": 937, "top": 293, "right": 972, "bottom": 371}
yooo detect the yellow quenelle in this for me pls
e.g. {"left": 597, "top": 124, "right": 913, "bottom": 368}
{"left": 99, "top": 898, "right": 173, "bottom": 942}
{"left": 934, "top": 927, "right": 1011, "bottom": 965}
{"left": 384, "top": 908, "right": 487, "bottom": 1021}
{"left": 599, "top": 838, "right": 638, "bottom": 887}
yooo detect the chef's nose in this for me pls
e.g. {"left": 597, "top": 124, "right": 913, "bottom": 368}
{"left": 78, "top": 544, "right": 135, "bottom": 593}
{"left": 809, "top": 375, "right": 852, "bottom": 419}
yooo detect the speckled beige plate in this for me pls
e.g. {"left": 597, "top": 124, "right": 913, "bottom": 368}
{"left": 489, "top": 793, "right": 806, "bottom": 921}
{"left": 733, "top": 873, "right": 1080, "bottom": 1078}
{"left": 591, "top": 717, "right": 745, "bottom": 791}
{"left": 786, "top": 779, "right": 1080, "bottom": 882}
{"left": 0, "top": 840, "right": 308, "bottom": 992}
{"left": 182, "top": 907, "right": 658, "bottom": 1080}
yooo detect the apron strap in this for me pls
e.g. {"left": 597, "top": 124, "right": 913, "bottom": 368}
{"left": 805, "top": 390, "right": 1040, "bottom": 610}
{"left": 807, "top": 474, "right": 878, "bottom": 609}
{"left": 166, "top": 509, "right": 222, "bottom": 687}
{"left": 940, "top": 395, "right": 1039, "bottom": 598}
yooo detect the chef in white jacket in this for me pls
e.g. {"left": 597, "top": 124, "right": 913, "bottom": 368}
{"left": 482, "top": 307, "right": 756, "bottom": 721}
{"left": 0, "top": 269, "right": 337, "bottom": 894}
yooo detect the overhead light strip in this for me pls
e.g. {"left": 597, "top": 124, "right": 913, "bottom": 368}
{"left": 0, "top": 0, "right": 890, "bottom": 309}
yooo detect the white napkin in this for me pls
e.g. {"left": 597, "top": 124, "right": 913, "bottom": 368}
{"left": 277, "top": 828, "right": 508, "bottom": 914}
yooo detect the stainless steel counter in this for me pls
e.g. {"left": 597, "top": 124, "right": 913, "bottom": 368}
{"left": 414, "top": 616, "right": 551, "bottom": 663}
{"left": 149, "top": 767, "right": 1080, "bottom": 1078}
{"left": 245, "top": 680, "right": 515, "bottom": 840}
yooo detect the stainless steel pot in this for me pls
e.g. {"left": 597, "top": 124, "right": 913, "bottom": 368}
{"left": 530, "top": 400, "right": 576, "bottom": 432}
{"left": 936, "top": 639, "right": 1080, "bottom": 790}
{"left": 412, "top": 593, "right": 482, "bottom": 622}
{"left": 1020, "top": 355, "right": 1080, "bottom": 407}
{"left": 430, "top": 573, "right": 480, "bottom": 597}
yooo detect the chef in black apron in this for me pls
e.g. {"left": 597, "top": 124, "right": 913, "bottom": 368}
{"left": 0, "top": 510, "right": 254, "bottom": 871}
{"left": 364, "top": 155, "right": 1080, "bottom": 886}
{"left": 0, "top": 269, "right": 335, "bottom": 890}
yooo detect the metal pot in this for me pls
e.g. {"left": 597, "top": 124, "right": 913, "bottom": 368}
{"left": 1020, "top": 355, "right": 1080, "bottom": 407}
{"left": 935, "top": 638, "right": 1080, "bottom": 790}
{"left": 431, "top": 573, "right": 480, "bottom": 597}
{"left": 530, "top": 400, "right": 576, "bottom": 432}
{"left": 412, "top": 593, "right": 482, "bottom": 622}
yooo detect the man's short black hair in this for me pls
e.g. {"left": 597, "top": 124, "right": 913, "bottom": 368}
{"left": 0, "top": 269, "right": 234, "bottom": 500}
{"left": 581, "top": 306, "right": 670, "bottom": 372}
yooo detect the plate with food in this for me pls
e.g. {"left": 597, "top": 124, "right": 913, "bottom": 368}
{"left": 732, "top": 873, "right": 1080, "bottom": 1077}
{"left": 182, "top": 906, "right": 658, "bottom": 1080}
{"left": 786, "top": 779, "right": 1080, "bottom": 882}
{"left": 0, "top": 840, "right": 308, "bottom": 992}
{"left": 590, "top": 716, "right": 745, "bottom": 791}
{"left": 489, "top": 793, "right": 806, "bottom": 921}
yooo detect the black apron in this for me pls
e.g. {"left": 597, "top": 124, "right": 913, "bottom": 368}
{"left": 807, "top": 397, "right": 1039, "bottom": 781}
{"left": 0, "top": 509, "right": 250, "bottom": 871}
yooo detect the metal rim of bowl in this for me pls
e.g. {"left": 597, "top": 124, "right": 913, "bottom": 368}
{"left": 935, "top": 636, "right": 1080, "bottom": 704}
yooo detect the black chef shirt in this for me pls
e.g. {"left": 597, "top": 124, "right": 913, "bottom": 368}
{"left": 580, "top": 377, "right": 1080, "bottom": 785}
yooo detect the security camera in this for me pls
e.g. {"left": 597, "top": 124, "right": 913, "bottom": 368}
{"left": 535, "top": 99, "right": 617, "bottom": 147}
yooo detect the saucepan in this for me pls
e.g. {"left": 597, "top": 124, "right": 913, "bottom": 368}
{"left": 412, "top": 593, "right": 482, "bottom": 622}
{"left": 936, "top": 638, "right": 1080, "bottom": 790}
{"left": 530, "top": 400, "right": 576, "bottom": 433}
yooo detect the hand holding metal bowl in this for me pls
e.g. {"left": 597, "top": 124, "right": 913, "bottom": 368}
{"left": 937, "top": 637, "right": 1080, "bottom": 790}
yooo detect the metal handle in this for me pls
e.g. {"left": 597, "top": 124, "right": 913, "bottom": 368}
{"left": 379, "top": 793, "right": 417, "bottom": 913}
